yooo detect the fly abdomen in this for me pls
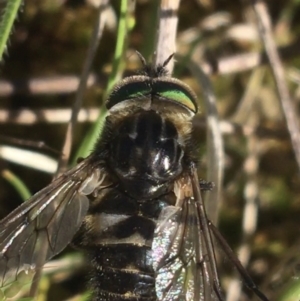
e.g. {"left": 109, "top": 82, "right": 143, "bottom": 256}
{"left": 72, "top": 188, "right": 174, "bottom": 301}
{"left": 90, "top": 244, "right": 156, "bottom": 301}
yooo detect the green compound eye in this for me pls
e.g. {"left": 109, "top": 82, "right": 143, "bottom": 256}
{"left": 106, "top": 76, "right": 151, "bottom": 109}
{"left": 153, "top": 78, "right": 198, "bottom": 113}
{"left": 106, "top": 75, "right": 198, "bottom": 113}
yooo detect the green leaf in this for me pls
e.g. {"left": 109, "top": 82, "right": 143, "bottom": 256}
{"left": 0, "top": 0, "right": 23, "bottom": 62}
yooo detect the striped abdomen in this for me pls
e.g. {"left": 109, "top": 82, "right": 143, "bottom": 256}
{"left": 73, "top": 188, "right": 174, "bottom": 301}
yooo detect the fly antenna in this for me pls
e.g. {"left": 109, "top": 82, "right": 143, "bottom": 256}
{"left": 155, "top": 53, "right": 175, "bottom": 77}
{"left": 135, "top": 51, "right": 147, "bottom": 68}
{"left": 162, "top": 53, "right": 175, "bottom": 69}
{"left": 135, "top": 51, "right": 174, "bottom": 77}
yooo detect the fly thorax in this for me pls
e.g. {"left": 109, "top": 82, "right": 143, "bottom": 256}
{"left": 108, "top": 110, "right": 184, "bottom": 199}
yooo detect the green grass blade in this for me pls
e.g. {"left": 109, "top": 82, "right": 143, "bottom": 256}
{"left": 75, "top": 0, "right": 134, "bottom": 159}
{"left": 0, "top": 0, "right": 23, "bottom": 62}
{"left": 1, "top": 169, "right": 31, "bottom": 201}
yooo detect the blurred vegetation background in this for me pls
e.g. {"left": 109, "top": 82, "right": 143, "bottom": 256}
{"left": 1, "top": 0, "right": 300, "bottom": 300}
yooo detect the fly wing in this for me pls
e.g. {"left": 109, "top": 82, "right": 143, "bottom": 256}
{"left": 0, "top": 158, "right": 109, "bottom": 289}
{"left": 152, "top": 174, "right": 223, "bottom": 301}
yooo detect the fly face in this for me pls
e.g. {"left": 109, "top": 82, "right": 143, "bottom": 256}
{"left": 0, "top": 59, "right": 269, "bottom": 301}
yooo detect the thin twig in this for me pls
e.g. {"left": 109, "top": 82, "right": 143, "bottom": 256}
{"left": 189, "top": 60, "right": 224, "bottom": 225}
{"left": 231, "top": 68, "right": 266, "bottom": 123}
{"left": 0, "top": 108, "right": 99, "bottom": 124}
{"left": 57, "top": 0, "right": 110, "bottom": 173}
{"left": 153, "top": 0, "right": 181, "bottom": 73}
{"left": 226, "top": 59, "right": 266, "bottom": 300}
{"left": 191, "top": 37, "right": 300, "bottom": 76}
{"left": 0, "top": 135, "right": 60, "bottom": 154}
{"left": 0, "top": 74, "right": 98, "bottom": 96}
{"left": 251, "top": 0, "right": 300, "bottom": 171}
{"left": 226, "top": 133, "right": 261, "bottom": 301}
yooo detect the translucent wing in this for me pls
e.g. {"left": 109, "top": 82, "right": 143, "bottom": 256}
{"left": 152, "top": 173, "right": 223, "bottom": 301}
{"left": 152, "top": 166, "right": 269, "bottom": 301}
{"left": 0, "top": 157, "right": 109, "bottom": 290}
